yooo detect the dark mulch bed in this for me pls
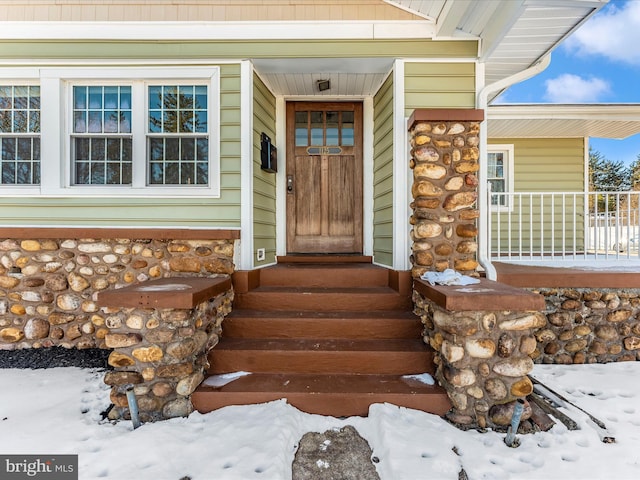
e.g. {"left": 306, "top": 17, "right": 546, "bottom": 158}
{"left": 0, "top": 347, "right": 111, "bottom": 369}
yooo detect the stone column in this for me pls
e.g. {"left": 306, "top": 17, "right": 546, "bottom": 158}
{"left": 407, "top": 109, "right": 484, "bottom": 279}
{"left": 99, "top": 277, "right": 233, "bottom": 422}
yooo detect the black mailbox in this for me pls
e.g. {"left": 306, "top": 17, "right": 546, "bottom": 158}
{"left": 260, "top": 132, "right": 277, "bottom": 173}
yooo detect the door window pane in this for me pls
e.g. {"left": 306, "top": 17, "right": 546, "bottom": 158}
{"left": 341, "top": 111, "right": 354, "bottom": 146}
{"left": 326, "top": 111, "right": 339, "bottom": 146}
{"left": 295, "top": 111, "right": 308, "bottom": 147}
{"left": 310, "top": 111, "right": 323, "bottom": 146}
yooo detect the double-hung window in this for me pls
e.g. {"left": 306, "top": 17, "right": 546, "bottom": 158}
{"left": 0, "top": 66, "right": 219, "bottom": 197}
{"left": 488, "top": 144, "right": 514, "bottom": 210}
{"left": 0, "top": 85, "right": 40, "bottom": 186}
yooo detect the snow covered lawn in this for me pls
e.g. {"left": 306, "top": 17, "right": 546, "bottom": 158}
{"left": 1, "top": 362, "right": 640, "bottom": 479}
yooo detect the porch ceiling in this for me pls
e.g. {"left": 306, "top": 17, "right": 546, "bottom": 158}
{"left": 253, "top": 57, "right": 392, "bottom": 96}
{"left": 488, "top": 104, "right": 640, "bottom": 140}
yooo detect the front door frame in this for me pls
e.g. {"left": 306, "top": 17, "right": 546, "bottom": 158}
{"left": 275, "top": 96, "right": 374, "bottom": 258}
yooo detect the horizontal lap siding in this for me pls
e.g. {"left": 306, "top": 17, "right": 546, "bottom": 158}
{"left": 489, "top": 138, "right": 586, "bottom": 253}
{"left": 252, "top": 72, "right": 277, "bottom": 266}
{"left": 0, "top": 1, "right": 423, "bottom": 22}
{"left": 373, "top": 74, "right": 394, "bottom": 267}
{"left": 0, "top": 63, "right": 242, "bottom": 228}
{"left": 404, "top": 62, "right": 476, "bottom": 114}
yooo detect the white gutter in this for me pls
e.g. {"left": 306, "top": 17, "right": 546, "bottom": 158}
{"left": 477, "top": 54, "right": 552, "bottom": 280}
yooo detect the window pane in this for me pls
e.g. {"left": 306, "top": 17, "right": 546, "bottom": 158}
{"left": 13, "top": 110, "right": 27, "bottom": 133}
{"left": 310, "top": 111, "right": 323, "bottom": 145}
{"left": 1, "top": 136, "right": 39, "bottom": 185}
{"left": 73, "top": 137, "right": 131, "bottom": 185}
{"left": 326, "top": 111, "right": 338, "bottom": 146}
{"left": 194, "top": 111, "right": 207, "bottom": 133}
{"left": 88, "top": 111, "right": 103, "bottom": 133}
{"left": 104, "top": 86, "right": 118, "bottom": 109}
{"left": 295, "top": 111, "right": 308, "bottom": 147}
{"left": 14, "top": 86, "right": 28, "bottom": 109}
{"left": 341, "top": 111, "right": 354, "bottom": 146}
{"left": 147, "top": 136, "right": 208, "bottom": 185}
{"left": 88, "top": 86, "right": 103, "bottom": 109}
{"left": 194, "top": 86, "right": 207, "bottom": 109}
{"left": 0, "top": 86, "right": 12, "bottom": 109}
{"left": 0, "top": 111, "right": 11, "bottom": 133}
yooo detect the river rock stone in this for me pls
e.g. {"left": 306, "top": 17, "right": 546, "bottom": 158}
{"left": 162, "top": 398, "right": 193, "bottom": 418}
{"left": 132, "top": 345, "right": 164, "bottom": 363}
{"left": 492, "top": 357, "right": 534, "bottom": 377}
{"left": 443, "top": 192, "right": 477, "bottom": 212}
{"left": 441, "top": 340, "right": 465, "bottom": 363}
{"left": 104, "top": 371, "right": 144, "bottom": 386}
{"left": 412, "top": 181, "right": 443, "bottom": 198}
{"left": 56, "top": 294, "right": 82, "bottom": 311}
{"left": 499, "top": 313, "right": 546, "bottom": 331}
{"left": 23, "top": 318, "right": 50, "bottom": 339}
{"left": 510, "top": 378, "right": 534, "bottom": 397}
{"left": 624, "top": 336, "right": 640, "bottom": 350}
{"left": 166, "top": 338, "right": 197, "bottom": 360}
{"left": 607, "top": 310, "right": 633, "bottom": 322}
{"left": 413, "top": 145, "right": 439, "bottom": 162}
{"left": 519, "top": 335, "right": 537, "bottom": 355}
{"left": 176, "top": 372, "right": 204, "bottom": 396}
{"left": 108, "top": 351, "right": 136, "bottom": 368}
{"left": 497, "top": 334, "right": 515, "bottom": 357}
{"left": 156, "top": 362, "right": 193, "bottom": 378}
{"left": 0, "top": 327, "right": 24, "bottom": 342}
{"left": 0, "top": 276, "right": 20, "bottom": 289}
{"left": 414, "top": 222, "right": 442, "bottom": 239}
{"left": 484, "top": 378, "right": 507, "bottom": 400}
{"left": 443, "top": 365, "right": 476, "bottom": 387}
{"left": 466, "top": 338, "right": 496, "bottom": 358}
{"left": 105, "top": 333, "right": 142, "bottom": 348}
{"left": 414, "top": 163, "right": 447, "bottom": 180}
{"left": 490, "top": 400, "right": 532, "bottom": 426}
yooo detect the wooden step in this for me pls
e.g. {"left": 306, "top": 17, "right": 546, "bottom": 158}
{"left": 191, "top": 373, "right": 451, "bottom": 417}
{"left": 234, "top": 286, "right": 411, "bottom": 311}
{"left": 258, "top": 263, "right": 389, "bottom": 288}
{"left": 277, "top": 255, "right": 372, "bottom": 264}
{"left": 222, "top": 310, "right": 423, "bottom": 339}
{"left": 208, "top": 338, "right": 433, "bottom": 375}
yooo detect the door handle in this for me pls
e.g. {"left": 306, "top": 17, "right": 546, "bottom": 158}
{"left": 287, "top": 175, "right": 294, "bottom": 194}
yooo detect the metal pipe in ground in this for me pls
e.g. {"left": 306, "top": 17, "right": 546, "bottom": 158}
{"left": 126, "top": 386, "right": 141, "bottom": 430}
{"left": 504, "top": 399, "right": 525, "bottom": 448}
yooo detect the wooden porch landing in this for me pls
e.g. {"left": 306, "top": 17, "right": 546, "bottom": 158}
{"left": 191, "top": 256, "right": 450, "bottom": 417}
{"left": 494, "top": 261, "right": 640, "bottom": 288}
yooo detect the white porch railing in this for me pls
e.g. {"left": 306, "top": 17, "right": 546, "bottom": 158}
{"left": 488, "top": 190, "right": 640, "bottom": 261}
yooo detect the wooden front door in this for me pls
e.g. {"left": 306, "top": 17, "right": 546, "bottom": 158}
{"left": 286, "top": 102, "right": 363, "bottom": 253}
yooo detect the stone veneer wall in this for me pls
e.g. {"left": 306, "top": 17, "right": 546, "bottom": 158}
{"left": 533, "top": 288, "right": 640, "bottom": 364}
{"left": 408, "top": 110, "right": 484, "bottom": 279}
{"left": 103, "top": 287, "right": 233, "bottom": 421}
{"left": 414, "top": 290, "right": 542, "bottom": 429}
{"left": 0, "top": 237, "right": 235, "bottom": 350}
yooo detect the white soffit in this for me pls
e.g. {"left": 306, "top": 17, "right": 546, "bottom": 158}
{"left": 253, "top": 57, "right": 392, "bottom": 96}
{"left": 488, "top": 104, "right": 640, "bottom": 140}
{"left": 388, "top": 0, "right": 606, "bottom": 91}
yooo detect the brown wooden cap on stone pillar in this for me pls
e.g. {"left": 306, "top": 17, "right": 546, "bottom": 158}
{"left": 408, "top": 109, "right": 485, "bottom": 131}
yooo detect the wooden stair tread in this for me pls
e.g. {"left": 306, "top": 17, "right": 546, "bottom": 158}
{"left": 215, "top": 337, "right": 429, "bottom": 352}
{"left": 225, "top": 309, "right": 419, "bottom": 320}
{"left": 196, "top": 373, "right": 441, "bottom": 394}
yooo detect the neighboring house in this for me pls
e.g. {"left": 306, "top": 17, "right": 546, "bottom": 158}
{"left": 487, "top": 104, "right": 640, "bottom": 262}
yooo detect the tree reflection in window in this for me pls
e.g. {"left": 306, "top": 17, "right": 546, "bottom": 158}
{"left": 147, "top": 85, "right": 208, "bottom": 185}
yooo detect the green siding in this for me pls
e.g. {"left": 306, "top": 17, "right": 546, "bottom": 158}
{"left": 404, "top": 62, "right": 476, "bottom": 114}
{"left": 252, "top": 73, "right": 277, "bottom": 266}
{"left": 0, "top": 39, "right": 477, "bottom": 61}
{"left": 373, "top": 74, "right": 394, "bottom": 267}
{"left": 489, "top": 138, "right": 586, "bottom": 254}
{"left": 0, "top": 63, "right": 242, "bottom": 228}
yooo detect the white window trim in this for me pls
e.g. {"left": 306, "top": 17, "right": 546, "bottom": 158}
{"left": 0, "top": 70, "right": 42, "bottom": 196}
{"left": 1, "top": 66, "right": 220, "bottom": 198}
{"left": 487, "top": 143, "right": 514, "bottom": 212}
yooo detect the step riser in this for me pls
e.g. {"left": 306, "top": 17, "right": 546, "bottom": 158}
{"left": 234, "top": 292, "right": 411, "bottom": 311}
{"left": 222, "top": 317, "right": 423, "bottom": 339}
{"left": 192, "top": 392, "right": 451, "bottom": 417}
{"left": 258, "top": 267, "right": 389, "bottom": 288}
{"left": 208, "top": 351, "right": 433, "bottom": 375}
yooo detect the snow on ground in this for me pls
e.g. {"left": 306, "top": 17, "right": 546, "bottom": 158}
{"left": 2, "top": 363, "right": 640, "bottom": 480}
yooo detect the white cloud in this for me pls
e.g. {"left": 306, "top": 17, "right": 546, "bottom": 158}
{"left": 564, "top": 0, "right": 640, "bottom": 65}
{"left": 544, "top": 74, "right": 610, "bottom": 102}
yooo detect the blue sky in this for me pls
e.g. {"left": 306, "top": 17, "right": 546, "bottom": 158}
{"left": 496, "top": 0, "right": 640, "bottom": 166}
